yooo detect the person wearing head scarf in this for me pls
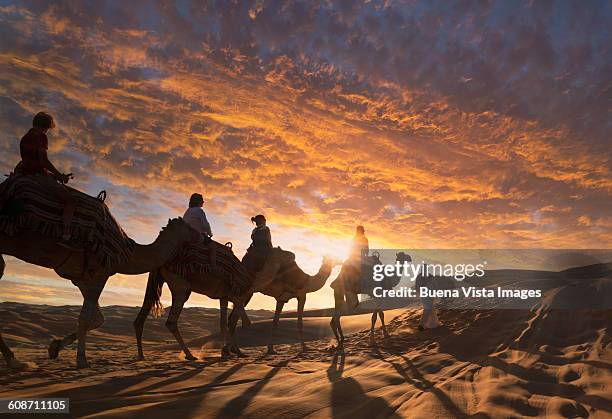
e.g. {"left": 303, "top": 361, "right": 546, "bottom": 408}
{"left": 183, "top": 193, "right": 212, "bottom": 237}
{"left": 415, "top": 266, "right": 439, "bottom": 331}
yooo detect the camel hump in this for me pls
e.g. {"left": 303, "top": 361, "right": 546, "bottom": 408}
{"left": 272, "top": 246, "right": 296, "bottom": 266}
{"left": 333, "top": 255, "right": 383, "bottom": 294}
{"left": 166, "top": 239, "right": 253, "bottom": 295}
{"left": 0, "top": 175, "right": 134, "bottom": 267}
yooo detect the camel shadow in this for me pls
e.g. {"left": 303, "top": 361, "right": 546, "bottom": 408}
{"left": 371, "top": 347, "right": 466, "bottom": 417}
{"left": 214, "top": 359, "right": 290, "bottom": 418}
{"left": 327, "top": 351, "right": 400, "bottom": 418}
{"left": 73, "top": 361, "right": 247, "bottom": 417}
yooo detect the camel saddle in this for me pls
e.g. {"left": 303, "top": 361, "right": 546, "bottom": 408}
{"left": 0, "top": 174, "right": 134, "bottom": 267}
{"left": 166, "top": 240, "right": 253, "bottom": 297}
{"left": 242, "top": 246, "right": 295, "bottom": 276}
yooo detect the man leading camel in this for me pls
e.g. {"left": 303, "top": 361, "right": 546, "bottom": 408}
{"left": 14, "top": 112, "right": 75, "bottom": 245}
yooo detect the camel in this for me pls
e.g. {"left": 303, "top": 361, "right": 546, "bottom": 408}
{"left": 231, "top": 255, "right": 340, "bottom": 354}
{"left": 133, "top": 243, "right": 283, "bottom": 361}
{"left": 0, "top": 218, "right": 199, "bottom": 369}
{"left": 330, "top": 252, "right": 411, "bottom": 350}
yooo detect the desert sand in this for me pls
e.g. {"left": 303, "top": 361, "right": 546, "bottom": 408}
{"left": 0, "top": 267, "right": 611, "bottom": 418}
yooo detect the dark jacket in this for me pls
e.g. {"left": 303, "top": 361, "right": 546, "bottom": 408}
{"left": 251, "top": 225, "right": 272, "bottom": 249}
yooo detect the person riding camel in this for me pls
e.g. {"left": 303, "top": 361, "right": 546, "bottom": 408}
{"left": 14, "top": 112, "right": 76, "bottom": 245}
{"left": 250, "top": 214, "right": 272, "bottom": 250}
{"left": 330, "top": 225, "right": 370, "bottom": 303}
{"left": 183, "top": 193, "right": 212, "bottom": 238}
{"left": 349, "top": 225, "right": 369, "bottom": 261}
{"left": 242, "top": 214, "right": 272, "bottom": 274}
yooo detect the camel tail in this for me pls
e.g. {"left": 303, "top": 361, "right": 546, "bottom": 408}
{"left": 145, "top": 268, "right": 165, "bottom": 318}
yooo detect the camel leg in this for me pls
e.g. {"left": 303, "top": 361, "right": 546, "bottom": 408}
{"left": 379, "top": 310, "right": 389, "bottom": 338}
{"left": 0, "top": 333, "right": 27, "bottom": 370}
{"left": 297, "top": 295, "right": 307, "bottom": 352}
{"left": 166, "top": 289, "right": 196, "bottom": 361}
{"left": 230, "top": 293, "right": 252, "bottom": 328}
{"left": 330, "top": 287, "right": 345, "bottom": 349}
{"left": 75, "top": 281, "right": 105, "bottom": 369}
{"left": 0, "top": 334, "right": 14, "bottom": 363}
{"left": 133, "top": 300, "right": 154, "bottom": 361}
{"left": 330, "top": 316, "right": 340, "bottom": 343}
{"left": 219, "top": 299, "right": 231, "bottom": 359}
{"left": 267, "top": 300, "right": 284, "bottom": 355}
{"left": 240, "top": 296, "right": 252, "bottom": 328}
{"left": 0, "top": 256, "right": 22, "bottom": 368}
{"left": 370, "top": 311, "right": 378, "bottom": 335}
{"left": 49, "top": 300, "right": 104, "bottom": 360}
{"left": 240, "top": 310, "right": 251, "bottom": 328}
{"left": 0, "top": 255, "right": 27, "bottom": 370}
{"left": 227, "top": 302, "right": 246, "bottom": 357}
{"left": 0, "top": 253, "right": 27, "bottom": 370}
{"left": 336, "top": 316, "right": 345, "bottom": 347}
{"left": 330, "top": 315, "right": 345, "bottom": 350}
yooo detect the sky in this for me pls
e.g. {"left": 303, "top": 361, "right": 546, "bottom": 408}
{"left": 0, "top": 0, "right": 610, "bottom": 310}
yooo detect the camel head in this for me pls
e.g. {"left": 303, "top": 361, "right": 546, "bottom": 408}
{"left": 396, "top": 252, "right": 412, "bottom": 264}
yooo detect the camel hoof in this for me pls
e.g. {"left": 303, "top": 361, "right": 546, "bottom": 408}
{"left": 266, "top": 347, "right": 278, "bottom": 355}
{"left": 76, "top": 356, "right": 89, "bottom": 369}
{"left": 48, "top": 339, "right": 62, "bottom": 359}
{"left": 136, "top": 355, "right": 145, "bottom": 361}
{"left": 300, "top": 345, "right": 308, "bottom": 353}
{"left": 185, "top": 354, "right": 198, "bottom": 361}
{"left": 7, "top": 358, "right": 28, "bottom": 371}
{"left": 231, "top": 346, "right": 247, "bottom": 358}
{"left": 221, "top": 346, "right": 231, "bottom": 360}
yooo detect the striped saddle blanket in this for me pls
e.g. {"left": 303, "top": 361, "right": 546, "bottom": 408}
{"left": 0, "top": 175, "right": 134, "bottom": 267}
{"left": 166, "top": 240, "right": 253, "bottom": 296}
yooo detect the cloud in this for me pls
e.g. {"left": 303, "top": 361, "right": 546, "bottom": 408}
{"left": 0, "top": 1, "right": 610, "bottom": 308}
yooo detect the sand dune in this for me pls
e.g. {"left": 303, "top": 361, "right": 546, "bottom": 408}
{"left": 0, "top": 269, "right": 611, "bottom": 418}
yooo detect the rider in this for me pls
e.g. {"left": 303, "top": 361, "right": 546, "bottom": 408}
{"left": 242, "top": 214, "right": 272, "bottom": 273}
{"left": 183, "top": 193, "right": 212, "bottom": 238}
{"left": 15, "top": 112, "right": 75, "bottom": 243}
{"left": 338, "top": 225, "right": 370, "bottom": 307}
{"left": 250, "top": 214, "right": 272, "bottom": 250}
{"left": 349, "top": 225, "right": 369, "bottom": 260}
